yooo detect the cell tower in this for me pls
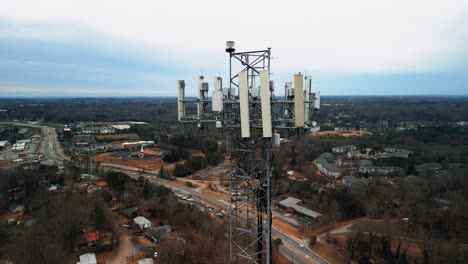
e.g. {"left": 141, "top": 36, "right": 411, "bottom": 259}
{"left": 177, "top": 41, "right": 320, "bottom": 264}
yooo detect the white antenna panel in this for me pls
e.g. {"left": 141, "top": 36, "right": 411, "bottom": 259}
{"left": 260, "top": 70, "right": 272, "bottom": 138}
{"left": 294, "top": 73, "right": 304, "bottom": 127}
{"left": 212, "top": 77, "right": 223, "bottom": 112}
{"left": 212, "top": 90, "right": 223, "bottom": 112}
{"left": 251, "top": 87, "right": 260, "bottom": 98}
{"left": 312, "top": 91, "right": 321, "bottom": 110}
{"left": 197, "top": 76, "right": 204, "bottom": 116}
{"left": 177, "top": 80, "right": 185, "bottom": 121}
{"left": 239, "top": 71, "right": 250, "bottom": 138}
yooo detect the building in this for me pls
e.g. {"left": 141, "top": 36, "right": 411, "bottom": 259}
{"left": 343, "top": 176, "right": 364, "bottom": 186}
{"left": 9, "top": 203, "right": 24, "bottom": 213}
{"left": 332, "top": 145, "right": 357, "bottom": 154}
{"left": 131, "top": 147, "right": 166, "bottom": 159}
{"left": 144, "top": 225, "right": 172, "bottom": 243}
{"left": 138, "top": 259, "right": 155, "bottom": 264}
{"left": 77, "top": 253, "right": 97, "bottom": 264}
{"left": 415, "top": 163, "right": 443, "bottom": 174}
{"left": 0, "top": 140, "right": 9, "bottom": 150}
{"left": 123, "top": 207, "right": 139, "bottom": 219}
{"left": 278, "top": 197, "right": 322, "bottom": 220}
{"left": 94, "top": 181, "right": 109, "bottom": 189}
{"left": 357, "top": 160, "right": 402, "bottom": 176}
{"left": 83, "top": 231, "right": 100, "bottom": 247}
{"left": 347, "top": 150, "right": 362, "bottom": 159}
{"left": 383, "top": 147, "right": 413, "bottom": 158}
{"left": 11, "top": 142, "right": 27, "bottom": 152}
{"left": 315, "top": 157, "right": 342, "bottom": 179}
{"left": 134, "top": 216, "right": 152, "bottom": 229}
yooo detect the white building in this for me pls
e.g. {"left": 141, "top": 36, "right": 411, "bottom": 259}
{"left": 134, "top": 216, "right": 152, "bottom": 229}
{"left": 332, "top": 145, "right": 357, "bottom": 154}
{"left": 77, "top": 253, "right": 97, "bottom": 264}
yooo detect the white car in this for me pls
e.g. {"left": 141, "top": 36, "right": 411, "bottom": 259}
{"left": 299, "top": 244, "right": 305, "bottom": 249}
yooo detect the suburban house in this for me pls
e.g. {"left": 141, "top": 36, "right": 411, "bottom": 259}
{"left": 315, "top": 157, "right": 342, "bottom": 179}
{"left": 383, "top": 147, "right": 413, "bottom": 158}
{"left": 77, "top": 253, "right": 97, "bottom": 264}
{"left": 134, "top": 216, "right": 152, "bottom": 229}
{"left": 83, "top": 230, "right": 100, "bottom": 247}
{"left": 347, "top": 150, "right": 363, "bottom": 159}
{"left": 144, "top": 225, "right": 172, "bottom": 243}
{"left": 94, "top": 181, "right": 109, "bottom": 189}
{"left": 8, "top": 203, "right": 24, "bottom": 213}
{"left": 415, "top": 163, "right": 443, "bottom": 174}
{"left": 358, "top": 160, "right": 402, "bottom": 176}
{"left": 278, "top": 197, "right": 322, "bottom": 220}
{"left": 138, "top": 258, "right": 154, "bottom": 264}
{"left": 343, "top": 176, "right": 364, "bottom": 186}
{"left": 123, "top": 207, "right": 139, "bottom": 219}
{"left": 332, "top": 145, "right": 357, "bottom": 154}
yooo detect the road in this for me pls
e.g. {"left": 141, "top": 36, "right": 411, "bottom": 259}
{"left": 102, "top": 165, "right": 330, "bottom": 264}
{"left": 40, "top": 125, "right": 69, "bottom": 165}
{"left": 1, "top": 122, "right": 70, "bottom": 166}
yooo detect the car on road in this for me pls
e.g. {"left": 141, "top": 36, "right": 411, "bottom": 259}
{"left": 299, "top": 244, "right": 305, "bottom": 249}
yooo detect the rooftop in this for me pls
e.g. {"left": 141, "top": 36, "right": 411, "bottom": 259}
{"left": 78, "top": 253, "right": 97, "bottom": 264}
{"left": 134, "top": 216, "right": 151, "bottom": 226}
{"left": 278, "top": 197, "right": 322, "bottom": 219}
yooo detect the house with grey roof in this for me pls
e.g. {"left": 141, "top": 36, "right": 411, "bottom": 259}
{"left": 332, "top": 145, "right": 357, "bottom": 154}
{"left": 383, "top": 147, "right": 413, "bottom": 158}
{"left": 315, "top": 157, "right": 342, "bottom": 179}
{"left": 144, "top": 225, "right": 172, "bottom": 243}
{"left": 343, "top": 176, "right": 364, "bottom": 186}
{"left": 278, "top": 197, "right": 322, "bottom": 219}
{"left": 415, "top": 163, "right": 443, "bottom": 174}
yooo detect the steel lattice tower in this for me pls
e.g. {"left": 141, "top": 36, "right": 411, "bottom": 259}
{"left": 177, "top": 42, "right": 320, "bottom": 264}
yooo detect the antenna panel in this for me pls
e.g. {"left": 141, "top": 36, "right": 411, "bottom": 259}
{"left": 294, "top": 73, "right": 304, "bottom": 127}
{"left": 177, "top": 80, "right": 185, "bottom": 121}
{"left": 239, "top": 71, "right": 250, "bottom": 138}
{"left": 260, "top": 70, "right": 272, "bottom": 138}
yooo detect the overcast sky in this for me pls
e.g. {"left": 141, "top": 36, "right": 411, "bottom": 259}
{"left": 0, "top": 0, "right": 467, "bottom": 97}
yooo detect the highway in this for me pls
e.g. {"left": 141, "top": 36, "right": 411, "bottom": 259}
{"left": 101, "top": 164, "right": 330, "bottom": 264}
{"left": 1, "top": 122, "right": 70, "bottom": 166}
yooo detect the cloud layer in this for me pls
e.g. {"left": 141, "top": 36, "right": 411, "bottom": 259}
{"left": 0, "top": 0, "right": 467, "bottom": 96}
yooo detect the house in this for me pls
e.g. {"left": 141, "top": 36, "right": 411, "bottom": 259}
{"left": 9, "top": 203, "right": 24, "bottom": 213}
{"left": 123, "top": 207, "right": 139, "bottom": 218}
{"left": 315, "top": 158, "right": 342, "bottom": 179}
{"left": 415, "top": 163, "right": 443, "bottom": 174}
{"left": 358, "top": 160, "right": 402, "bottom": 176}
{"left": 144, "top": 225, "right": 172, "bottom": 243}
{"left": 134, "top": 216, "right": 152, "bottom": 229}
{"left": 278, "top": 197, "right": 322, "bottom": 220}
{"left": 141, "top": 246, "right": 158, "bottom": 258}
{"left": 343, "top": 176, "right": 364, "bottom": 186}
{"left": 138, "top": 259, "right": 154, "bottom": 264}
{"left": 131, "top": 146, "right": 166, "bottom": 159}
{"left": 83, "top": 231, "right": 100, "bottom": 247}
{"left": 95, "top": 181, "right": 109, "bottom": 189}
{"left": 77, "top": 253, "right": 97, "bottom": 264}
{"left": 383, "top": 147, "right": 413, "bottom": 158}
{"left": 347, "top": 150, "right": 362, "bottom": 159}
{"left": 332, "top": 145, "right": 357, "bottom": 154}
{"left": 0, "top": 140, "right": 9, "bottom": 150}
{"left": 48, "top": 184, "right": 58, "bottom": 191}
